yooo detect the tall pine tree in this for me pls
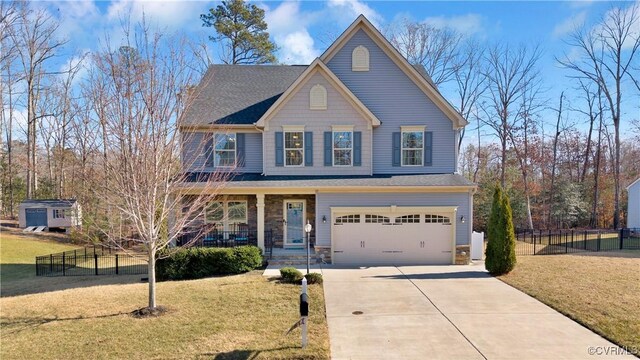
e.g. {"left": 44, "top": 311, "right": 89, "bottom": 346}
{"left": 201, "top": 0, "right": 277, "bottom": 64}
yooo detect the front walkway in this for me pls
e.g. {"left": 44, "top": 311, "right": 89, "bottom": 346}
{"left": 322, "top": 263, "right": 634, "bottom": 360}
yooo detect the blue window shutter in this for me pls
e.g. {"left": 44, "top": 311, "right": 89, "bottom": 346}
{"left": 424, "top": 131, "right": 433, "bottom": 166}
{"left": 392, "top": 132, "right": 401, "bottom": 167}
{"left": 304, "top": 132, "right": 313, "bottom": 166}
{"left": 353, "top": 131, "right": 362, "bottom": 166}
{"left": 205, "top": 134, "right": 214, "bottom": 168}
{"left": 236, "top": 133, "right": 245, "bottom": 167}
{"left": 275, "top": 132, "right": 284, "bottom": 167}
{"left": 324, "top": 132, "right": 332, "bottom": 166}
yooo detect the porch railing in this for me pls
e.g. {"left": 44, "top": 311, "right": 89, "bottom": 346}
{"left": 176, "top": 229, "right": 274, "bottom": 258}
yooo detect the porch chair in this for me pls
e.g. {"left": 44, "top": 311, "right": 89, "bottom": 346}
{"left": 231, "top": 223, "right": 250, "bottom": 246}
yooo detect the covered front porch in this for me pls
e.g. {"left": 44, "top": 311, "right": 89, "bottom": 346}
{"left": 178, "top": 193, "right": 317, "bottom": 257}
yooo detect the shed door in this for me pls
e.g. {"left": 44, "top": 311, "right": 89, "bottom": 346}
{"left": 25, "top": 208, "right": 48, "bottom": 227}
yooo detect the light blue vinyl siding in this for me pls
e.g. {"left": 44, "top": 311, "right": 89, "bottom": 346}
{"left": 181, "top": 131, "right": 263, "bottom": 173}
{"left": 315, "top": 192, "right": 471, "bottom": 247}
{"left": 326, "top": 29, "right": 456, "bottom": 174}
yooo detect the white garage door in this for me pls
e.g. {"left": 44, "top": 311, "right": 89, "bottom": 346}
{"left": 332, "top": 209, "right": 455, "bottom": 265}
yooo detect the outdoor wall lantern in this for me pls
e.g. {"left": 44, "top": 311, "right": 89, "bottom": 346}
{"left": 322, "top": 215, "right": 327, "bottom": 223}
{"left": 460, "top": 216, "right": 466, "bottom": 224}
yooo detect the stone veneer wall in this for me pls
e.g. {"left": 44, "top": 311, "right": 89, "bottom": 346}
{"left": 265, "top": 194, "right": 316, "bottom": 246}
{"left": 455, "top": 245, "right": 470, "bottom": 265}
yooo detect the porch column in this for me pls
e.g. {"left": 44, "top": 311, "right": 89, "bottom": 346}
{"left": 256, "top": 193, "right": 265, "bottom": 251}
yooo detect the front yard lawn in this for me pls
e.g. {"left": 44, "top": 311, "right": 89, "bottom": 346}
{"left": 0, "top": 233, "right": 330, "bottom": 359}
{"left": 499, "top": 253, "right": 640, "bottom": 355}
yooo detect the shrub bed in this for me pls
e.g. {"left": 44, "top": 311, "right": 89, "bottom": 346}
{"left": 156, "top": 246, "right": 262, "bottom": 281}
{"left": 279, "top": 267, "right": 303, "bottom": 283}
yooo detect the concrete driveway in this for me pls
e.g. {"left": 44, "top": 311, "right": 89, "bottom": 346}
{"left": 322, "top": 263, "right": 634, "bottom": 360}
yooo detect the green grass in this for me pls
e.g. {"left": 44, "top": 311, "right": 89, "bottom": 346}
{"left": 1, "top": 232, "right": 77, "bottom": 283}
{"left": 500, "top": 253, "right": 640, "bottom": 355}
{"left": 0, "top": 231, "right": 331, "bottom": 359}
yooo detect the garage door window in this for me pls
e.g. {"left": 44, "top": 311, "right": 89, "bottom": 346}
{"left": 395, "top": 214, "right": 420, "bottom": 223}
{"left": 365, "top": 214, "right": 390, "bottom": 223}
{"left": 425, "top": 214, "right": 451, "bottom": 224}
{"left": 335, "top": 214, "right": 360, "bottom": 224}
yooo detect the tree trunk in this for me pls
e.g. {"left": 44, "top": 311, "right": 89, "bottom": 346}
{"left": 148, "top": 246, "right": 157, "bottom": 309}
{"left": 548, "top": 92, "right": 563, "bottom": 226}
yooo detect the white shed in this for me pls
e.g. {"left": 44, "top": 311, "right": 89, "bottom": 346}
{"left": 627, "top": 178, "right": 640, "bottom": 229}
{"left": 18, "top": 199, "right": 82, "bottom": 232}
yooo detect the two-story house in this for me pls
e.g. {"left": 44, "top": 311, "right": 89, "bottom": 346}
{"left": 179, "top": 15, "right": 476, "bottom": 265}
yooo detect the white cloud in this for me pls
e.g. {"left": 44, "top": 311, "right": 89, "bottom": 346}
{"left": 264, "top": 1, "right": 321, "bottom": 64}
{"left": 553, "top": 11, "right": 587, "bottom": 38}
{"left": 279, "top": 30, "right": 319, "bottom": 64}
{"left": 423, "top": 14, "right": 485, "bottom": 36}
{"left": 327, "top": 0, "right": 383, "bottom": 28}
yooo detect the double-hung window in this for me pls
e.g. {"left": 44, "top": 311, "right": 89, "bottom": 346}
{"left": 333, "top": 131, "right": 353, "bottom": 166}
{"left": 284, "top": 131, "right": 304, "bottom": 167}
{"left": 214, "top": 133, "right": 236, "bottom": 167}
{"left": 205, "top": 200, "right": 247, "bottom": 231}
{"left": 401, "top": 131, "right": 423, "bottom": 166}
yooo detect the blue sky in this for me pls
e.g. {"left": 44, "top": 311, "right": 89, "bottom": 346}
{"left": 28, "top": 0, "right": 640, "bottom": 142}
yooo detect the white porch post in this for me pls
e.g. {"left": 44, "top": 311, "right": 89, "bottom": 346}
{"left": 256, "top": 193, "right": 265, "bottom": 251}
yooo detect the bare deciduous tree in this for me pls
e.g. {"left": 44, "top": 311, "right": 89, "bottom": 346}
{"left": 558, "top": 3, "right": 640, "bottom": 228}
{"left": 388, "top": 19, "right": 463, "bottom": 86}
{"left": 9, "top": 6, "right": 67, "bottom": 198}
{"left": 86, "top": 21, "right": 229, "bottom": 310}
{"left": 482, "top": 43, "right": 542, "bottom": 188}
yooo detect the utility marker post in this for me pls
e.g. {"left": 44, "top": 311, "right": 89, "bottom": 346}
{"left": 300, "top": 277, "right": 309, "bottom": 348}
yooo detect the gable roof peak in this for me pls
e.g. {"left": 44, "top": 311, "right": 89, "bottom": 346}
{"left": 320, "top": 14, "right": 468, "bottom": 129}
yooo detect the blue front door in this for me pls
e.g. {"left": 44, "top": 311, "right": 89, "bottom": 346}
{"left": 284, "top": 200, "right": 305, "bottom": 247}
{"left": 25, "top": 208, "right": 48, "bottom": 227}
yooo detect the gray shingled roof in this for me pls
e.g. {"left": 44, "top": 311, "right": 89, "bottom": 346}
{"left": 186, "top": 173, "right": 474, "bottom": 188}
{"left": 180, "top": 63, "right": 438, "bottom": 126}
{"left": 182, "top": 65, "right": 307, "bottom": 126}
{"left": 20, "top": 199, "right": 77, "bottom": 207}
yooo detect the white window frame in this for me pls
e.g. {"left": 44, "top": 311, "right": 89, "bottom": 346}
{"left": 401, "top": 130, "right": 424, "bottom": 167}
{"left": 284, "top": 131, "right": 305, "bottom": 167}
{"left": 332, "top": 130, "right": 353, "bottom": 167}
{"left": 53, "top": 209, "right": 65, "bottom": 219}
{"left": 213, "top": 133, "right": 236, "bottom": 168}
{"left": 205, "top": 200, "right": 248, "bottom": 231}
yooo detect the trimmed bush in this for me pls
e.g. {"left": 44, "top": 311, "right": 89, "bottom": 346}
{"left": 279, "top": 267, "right": 303, "bottom": 284}
{"left": 304, "top": 272, "right": 323, "bottom": 284}
{"left": 156, "top": 246, "right": 262, "bottom": 281}
{"left": 485, "top": 184, "right": 517, "bottom": 275}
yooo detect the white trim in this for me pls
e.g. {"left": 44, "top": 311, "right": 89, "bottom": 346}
{"left": 255, "top": 59, "right": 381, "bottom": 128}
{"left": 205, "top": 200, "right": 248, "bottom": 232}
{"left": 401, "top": 130, "right": 424, "bottom": 167}
{"left": 627, "top": 177, "right": 640, "bottom": 190}
{"left": 283, "top": 199, "right": 307, "bottom": 248}
{"left": 401, "top": 125, "right": 426, "bottom": 132}
{"left": 213, "top": 133, "right": 237, "bottom": 168}
{"left": 332, "top": 130, "right": 353, "bottom": 167}
{"left": 284, "top": 131, "right": 305, "bottom": 167}
{"left": 282, "top": 125, "right": 305, "bottom": 132}
{"left": 319, "top": 15, "right": 468, "bottom": 129}
{"left": 331, "top": 125, "right": 354, "bottom": 131}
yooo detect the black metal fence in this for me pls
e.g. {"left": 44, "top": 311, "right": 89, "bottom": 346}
{"left": 514, "top": 228, "right": 640, "bottom": 256}
{"left": 177, "top": 229, "right": 274, "bottom": 258}
{"left": 36, "top": 245, "right": 147, "bottom": 277}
